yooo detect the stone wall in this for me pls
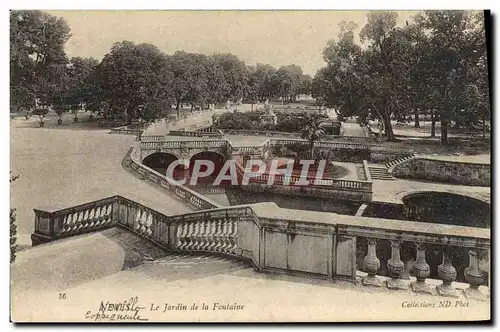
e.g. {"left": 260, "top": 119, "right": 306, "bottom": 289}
{"left": 391, "top": 158, "right": 490, "bottom": 187}
{"left": 238, "top": 182, "right": 372, "bottom": 203}
{"left": 226, "top": 189, "right": 362, "bottom": 215}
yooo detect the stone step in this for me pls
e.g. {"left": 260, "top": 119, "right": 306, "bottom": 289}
{"left": 368, "top": 166, "right": 395, "bottom": 181}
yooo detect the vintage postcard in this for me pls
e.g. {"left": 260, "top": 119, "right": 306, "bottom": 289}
{"left": 10, "top": 9, "right": 491, "bottom": 323}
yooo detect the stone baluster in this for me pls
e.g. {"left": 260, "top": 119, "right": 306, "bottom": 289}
{"left": 135, "top": 209, "right": 142, "bottom": 232}
{"left": 176, "top": 223, "right": 187, "bottom": 250}
{"left": 223, "top": 219, "right": 232, "bottom": 253}
{"left": 362, "top": 238, "right": 382, "bottom": 287}
{"left": 61, "top": 215, "right": 69, "bottom": 233}
{"left": 94, "top": 207, "right": 102, "bottom": 227}
{"left": 88, "top": 209, "right": 95, "bottom": 228}
{"left": 182, "top": 223, "right": 191, "bottom": 250}
{"left": 218, "top": 219, "right": 228, "bottom": 253}
{"left": 437, "top": 246, "right": 459, "bottom": 297}
{"left": 386, "top": 240, "right": 407, "bottom": 290}
{"left": 198, "top": 220, "right": 207, "bottom": 251}
{"left": 204, "top": 221, "right": 213, "bottom": 251}
{"left": 213, "top": 220, "right": 223, "bottom": 252}
{"left": 145, "top": 212, "right": 153, "bottom": 237}
{"left": 185, "top": 223, "right": 195, "bottom": 251}
{"left": 208, "top": 221, "right": 218, "bottom": 252}
{"left": 71, "top": 212, "right": 78, "bottom": 231}
{"left": 192, "top": 222, "right": 200, "bottom": 251}
{"left": 140, "top": 210, "right": 149, "bottom": 234}
{"left": 464, "top": 249, "right": 487, "bottom": 301}
{"left": 82, "top": 210, "right": 90, "bottom": 229}
{"left": 229, "top": 218, "right": 238, "bottom": 254}
{"left": 75, "top": 212, "right": 84, "bottom": 230}
{"left": 104, "top": 204, "right": 112, "bottom": 224}
{"left": 411, "top": 243, "right": 432, "bottom": 294}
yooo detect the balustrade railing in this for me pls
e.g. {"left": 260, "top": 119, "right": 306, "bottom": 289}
{"left": 32, "top": 195, "right": 490, "bottom": 299}
{"left": 140, "top": 138, "right": 229, "bottom": 150}
{"left": 169, "top": 130, "right": 223, "bottom": 138}
{"left": 127, "top": 148, "right": 221, "bottom": 210}
{"left": 140, "top": 135, "right": 166, "bottom": 142}
{"left": 233, "top": 160, "right": 371, "bottom": 192}
{"left": 139, "top": 135, "right": 412, "bottom": 159}
{"left": 33, "top": 197, "right": 254, "bottom": 259}
{"left": 336, "top": 218, "right": 490, "bottom": 299}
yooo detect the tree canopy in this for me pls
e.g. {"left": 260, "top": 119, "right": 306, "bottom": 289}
{"left": 10, "top": 10, "right": 490, "bottom": 141}
{"left": 313, "top": 10, "right": 490, "bottom": 143}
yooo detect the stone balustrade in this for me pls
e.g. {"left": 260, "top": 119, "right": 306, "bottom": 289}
{"left": 110, "top": 126, "right": 144, "bottom": 136}
{"left": 168, "top": 130, "right": 223, "bottom": 139}
{"left": 126, "top": 147, "right": 221, "bottom": 210}
{"left": 232, "top": 160, "right": 372, "bottom": 195}
{"left": 139, "top": 135, "right": 413, "bottom": 161}
{"left": 140, "top": 139, "right": 229, "bottom": 151}
{"left": 140, "top": 135, "right": 166, "bottom": 142}
{"left": 31, "top": 198, "right": 490, "bottom": 300}
{"left": 32, "top": 196, "right": 118, "bottom": 244}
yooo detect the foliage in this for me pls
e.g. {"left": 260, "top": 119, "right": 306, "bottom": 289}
{"left": 313, "top": 11, "right": 490, "bottom": 144}
{"left": 10, "top": 173, "right": 19, "bottom": 263}
{"left": 300, "top": 113, "right": 326, "bottom": 157}
{"left": 213, "top": 112, "right": 255, "bottom": 130}
{"left": 10, "top": 10, "right": 71, "bottom": 112}
{"left": 10, "top": 10, "right": 314, "bottom": 124}
{"left": 97, "top": 41, "right": 171, "bottom": 124}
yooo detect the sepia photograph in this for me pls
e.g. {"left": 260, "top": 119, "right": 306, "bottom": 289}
{"left": 9, "top": 9, "right": 491, "bottom": 323}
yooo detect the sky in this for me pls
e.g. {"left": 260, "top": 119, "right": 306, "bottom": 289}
{"left": 48, "top": 10, "right": 421, "bottom": 76}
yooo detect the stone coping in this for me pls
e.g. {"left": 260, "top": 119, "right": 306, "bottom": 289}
{"left": 421, "top": 155, "right": 491, "bottom": 165}
{"left": 250, "top": 202, "right": 490, "bottom": 242}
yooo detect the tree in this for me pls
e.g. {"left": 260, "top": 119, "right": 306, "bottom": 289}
{"left": 211, "top": 53, "right": 250, "bottom": 102}
{"left": 213, "top": 112, "right": 255, "bottom": 130}
{"left": 272, "top": 64, "right": 304, "bottom": 103}
{"left": 300, "top": 113, "right": 325, "bottom": 158}
{"left": 10, "top": 10, "right": 71, "bottom": 115}
{"left": 64, "top": 57, "right": 100, "bottom": 120}
{"left": 299, "top": 74, "right": 313, "bottom": 96}
{"left": 168, "top": 51, "right": 211, "bottom": 117}
{"left": 415, "top": 11, "right": 487, "bottom": 144}
{"left": 98, "top": 41, "right": 171, "bottom": 124}
{"left": 313, "top": 21, "right": 367, "bottom": 121}
{"left": 357, "top": 11, "right": 406, "bottom": 141}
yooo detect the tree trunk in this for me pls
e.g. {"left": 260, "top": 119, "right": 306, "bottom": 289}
{"left": 126, "top": 110, "right": 132, "bottom": 125}
{"left": 440, "top": 120, "right": 449, "bottom": 145}
{"left": 382, "top": 114, "right": 395, "bottom": 141}
{"left": 431, "top": 110, "right": 436, "bottom": 137}
{"left": 482, "top": 112, "right": 486, "bottom": 140}
{"left": 414, "top": 109, "right": 420, "bottom": 128}
{"left": 176, "top": 99, "right": 180, "bottom": 118}
{"left": 190, "top": 104, "right": 194, "bottom": 113}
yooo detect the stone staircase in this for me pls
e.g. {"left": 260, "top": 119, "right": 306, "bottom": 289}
{"left": 366, "top": 154, "right": 415, "bottom": 181}
{"left": 384, "top": 154, "right": 415, "bottom": 169}
{"left": 367, "top": 165, "right": 395, "bottom": 181}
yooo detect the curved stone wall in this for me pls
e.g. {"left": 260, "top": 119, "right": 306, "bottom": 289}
{"left": 391, "top": 157, "right": 490, "bottom": 187}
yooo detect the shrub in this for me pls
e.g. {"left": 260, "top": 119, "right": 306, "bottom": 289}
{"left": 10, "top": 173, "right": 19, "bottom": 263}
{"left": 10, "top": 209, "right": 17, "bottom": 263}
